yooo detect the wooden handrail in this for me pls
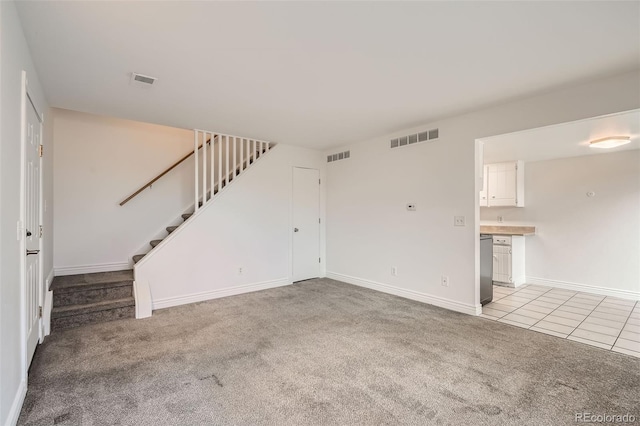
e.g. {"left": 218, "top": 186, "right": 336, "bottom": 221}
{"left": 119, "top": 135, "right": 216, "bottom": 206}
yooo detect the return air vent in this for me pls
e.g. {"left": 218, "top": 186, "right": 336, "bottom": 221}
{"left": 327, "top": 150, "right": 350, "bottom": 163}
{"left": 391, "top": 128, "right": 439, "bottom": 149}
{"left": 131, "top": 72, "right": 157, "bottom": 85}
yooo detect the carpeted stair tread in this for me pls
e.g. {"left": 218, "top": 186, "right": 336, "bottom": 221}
{"left": 51, "top": 297, "right": 135, "bottom": 319}
{"left": 51, "top": 270, "right": 133, "bottom": 292}
{"left": 182, "top": 213, "right": 192, "bottom": 220}
{"left": 166, "top": 226, "right": 178, "bottom": 234}
{"left": 150, "top": 239, "right": 163, "bottom": 248}
{"left": 51, "top": 304, "right": 135, "bottom": 331}
{"left": 133, "top": 254, "right": 145, "bottom": 264}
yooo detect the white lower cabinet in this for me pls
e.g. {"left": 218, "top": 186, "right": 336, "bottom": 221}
{"left": 492, "top": 235, "right": 525, "bottom": 287}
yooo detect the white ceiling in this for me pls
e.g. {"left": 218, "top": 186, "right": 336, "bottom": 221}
{"left": 16, "top": 1, "right": 640, "bottom": 149}
{"left": 481, "top": 109, "right": 640, "bottom": 164}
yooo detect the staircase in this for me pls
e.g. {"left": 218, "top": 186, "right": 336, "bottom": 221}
{"left": 49, "top": 130, "right": 275, "bottom": 331}
{"left": 130, "top": 132, "right": 274, "bottom": 265}
{"left": 50, "top": 270, "right": 135, "bottom": 331}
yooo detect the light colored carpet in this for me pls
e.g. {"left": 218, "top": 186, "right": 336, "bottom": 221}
{"left": 19, "top": 278, "right": 640, "bottom": 425}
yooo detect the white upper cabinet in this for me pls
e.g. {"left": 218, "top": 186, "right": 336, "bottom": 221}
{"left": 482, "top": 161, "right": 524, "bottom": 207}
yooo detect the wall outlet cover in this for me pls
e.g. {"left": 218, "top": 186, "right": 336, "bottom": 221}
{"left": 454, "top": 216, "right": 465, "bottom": 226}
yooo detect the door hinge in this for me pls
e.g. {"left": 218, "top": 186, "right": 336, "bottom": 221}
{"left": 39, "top": 225, "right": 43, "bottom": 238}
{"left": 318, "top": 218, "right": 321, "bottom": 224}
{"left": 319, "top": 179, "right": 321, "bottom": 185}
{"left": 38, "top": 306, "right": 43, "bottom": 318}
{"left": 319, "top": 257, "right": 321, "bottom": 263}
{"left": 38, "top": 145, "right": 43, "bottom": 157}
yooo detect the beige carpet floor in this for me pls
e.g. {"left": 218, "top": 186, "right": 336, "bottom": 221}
{"left": 18, "top": 278, "right": 640, "bottom": 425}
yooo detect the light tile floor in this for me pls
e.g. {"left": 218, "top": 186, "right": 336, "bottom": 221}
{"left": 481, "top": 284, "right": 640, "bottom": 358}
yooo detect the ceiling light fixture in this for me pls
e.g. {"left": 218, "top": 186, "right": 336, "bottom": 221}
{"left": 589, "top": 136, "right": 631, "bottom": 149}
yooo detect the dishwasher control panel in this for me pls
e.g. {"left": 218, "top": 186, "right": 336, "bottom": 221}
{"left": 493, "top": 236, "right": 512, "bottom": 246}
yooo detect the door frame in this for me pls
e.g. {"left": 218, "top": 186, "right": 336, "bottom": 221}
{"left": 20, "top": 70, "right": 44, "bottom": 379}
{"left": 290, "top": 166, "right": 321, "bottom": 282}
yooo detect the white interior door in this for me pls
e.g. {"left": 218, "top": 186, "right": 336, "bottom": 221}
{"left": 25, "top": 95, "right": 42, "bottom": 367}
{"left": 292, "top": 167, "right": 320, "bottom": 282}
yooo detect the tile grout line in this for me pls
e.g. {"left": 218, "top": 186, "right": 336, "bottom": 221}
{"left": 565, "top": 295, "right": 615, "bottom": 349}
{"left": 529, "top": 290, "right": 584, "bottom": 332}
{"left": 498, "top": 285, "right": 555, "bottom": 326}
{"left": 611, "top": 300, "right": 638, "bottom": 350}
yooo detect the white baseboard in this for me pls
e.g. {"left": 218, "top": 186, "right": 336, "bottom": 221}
{"left": 4, "top": 380, "right": 26, "bottom": 426}
{"left": 153, "top": 278, "right": 291, "bottom": 310}
{"left": 526, "top": 276, "right": 640, "bottom": 301}
{"left": 45, "top": 268, "right": 54, "bottom": 290}
{"left": 43, "top": 290, "right": 53, "bottom": 338}
{"left": 54, "top": 261, "right": 131, "bottom": 276}
{"left": 326, "top": 272, "right": 481, "bottom": 316}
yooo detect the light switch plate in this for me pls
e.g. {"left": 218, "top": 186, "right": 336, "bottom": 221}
{"left": 454, "top": 216, "right": 465, "bottom": 226}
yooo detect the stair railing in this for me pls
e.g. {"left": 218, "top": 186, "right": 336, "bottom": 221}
{"left": 119, "top": 136, "right": 214, "bottom": 206}
{"left": 193, "top": 129, "right": 273, "bottom": 213}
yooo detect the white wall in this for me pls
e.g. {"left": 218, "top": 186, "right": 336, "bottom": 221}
{"left": 325, "top": 71, "right": 640, "bottom": 315}
{"left": 480, "top": 151, "right": 639, "bottom": 297}
{"left": 135, "top": 144, "right": 326, "bottom": 309}
{"left": 0, "top": 2, "right": 52, "bottom": 425}
{"left": 53, "top": 108, "right": 196, "bottom": 273}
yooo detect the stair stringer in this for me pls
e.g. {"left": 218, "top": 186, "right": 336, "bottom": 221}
{"left": 133, "top": 144, "right": 294, "bottom": 314}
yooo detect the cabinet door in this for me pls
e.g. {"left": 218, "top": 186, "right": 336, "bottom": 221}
{"left": 488, "top": 162, "right": 517, "bottom": 206}
{"left": 479, "top": 165, "right": 488, "bottom": 207}
{"left": 492, "top": 245, "right": 512, "bottom": 283}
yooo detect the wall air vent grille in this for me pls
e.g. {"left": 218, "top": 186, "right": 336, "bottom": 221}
{"left": 391, "top": 128, "right": 439, "bottom": 149}
{"left": 132, "top": 72, "right": 156, "bottom": 85}
{"left": 327, "top": 150, "right": 350, "bottom": 163}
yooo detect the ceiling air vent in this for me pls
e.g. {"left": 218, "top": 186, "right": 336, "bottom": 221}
{"left": 327, "top": 150, "right": 350, "bottom": 163}
{"left": 390, "top": 128, "right": 439, "bottom": 149}
{"left": 131, "top": 72, "right": 157, "bottom": 85}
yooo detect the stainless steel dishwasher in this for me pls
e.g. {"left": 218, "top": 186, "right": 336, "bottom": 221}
{"left": 480, "top": 234, "right": 493, "bottom": 305}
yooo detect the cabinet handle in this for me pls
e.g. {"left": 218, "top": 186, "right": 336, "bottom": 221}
{"left": 491, "top": 196, "right": 496, "bottom": 198}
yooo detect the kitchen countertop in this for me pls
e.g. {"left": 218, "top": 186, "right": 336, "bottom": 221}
{"left": 480, "top": 225, "right": 536, "bottom": 236}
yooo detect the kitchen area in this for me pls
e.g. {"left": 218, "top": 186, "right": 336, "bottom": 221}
{"left": 475, "top": 110, "right": 639, "bottom": 356}
{"left": 478, "top": 157, "right": 535, "bottom": 306}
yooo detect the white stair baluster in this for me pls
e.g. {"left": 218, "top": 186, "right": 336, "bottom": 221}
{"left": 202, "top": 131, "right": 207, "bottom": 204}
{"left": 233, "top": 136, "right": 237, "bottom": 178}
{"left": 238, "top": 138, "right": 244, "bottom": 174}
{"left": 218, "top": 135, "right": 222, "bottom": 194}
{"left": 194, "top": 130, "right": 199, "bottom": 212}
{"left": 214, "top": 133, "right": 217, "bottom": 199}
{"left": 225, "top": 135, "right": 229, "bottom": 186}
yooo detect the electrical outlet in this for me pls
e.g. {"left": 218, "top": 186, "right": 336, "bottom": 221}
{"left": 406, "top": 203, "right": 416, "bottom": 211}
{"left": 441, "top": 275, "right": 449, "bottom": 287}
{"left": 391, "top": 266, "right": 398, "bottom": 276}
{"left": 238, "top": 267, "right": 243, "bottom": 275}
{"left": 454, "top": 216, "right": 465, "bottom": 227}
{"left": 497, "top": 216, "right": 503, "bottom": 223}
